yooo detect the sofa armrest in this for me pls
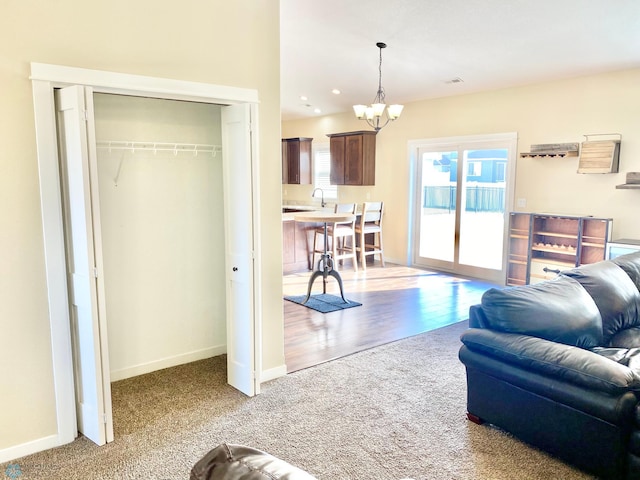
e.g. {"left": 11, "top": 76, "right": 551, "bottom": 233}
{"left": 191, "top": 443, "right": 317, "bottom": 480}
{"left": 461, "top": 328, "right": 640, "bottom": 394}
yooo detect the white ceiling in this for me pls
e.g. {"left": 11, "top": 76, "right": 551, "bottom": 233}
{"left": 280, "top": 0, "right": 640, "bottom": 121}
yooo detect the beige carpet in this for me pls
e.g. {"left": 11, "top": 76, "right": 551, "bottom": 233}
{"left": 3, "top": 321, "right": 594, "bottom": 479}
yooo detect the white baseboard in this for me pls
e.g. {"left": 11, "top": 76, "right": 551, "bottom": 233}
{"left": 384, "top": 256, "right": 403, "bottom": 266}
{"left": 0, "top": 434, "right": 61, "bottom": 464}
{"left": 261, "top": 363, "right": 287, "bottom": 383}
{"left": 110, "top": 345, "right": 226, "bottom": 381}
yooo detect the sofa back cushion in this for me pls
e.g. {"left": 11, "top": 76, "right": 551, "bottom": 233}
{"left": 613, "top": 251, "right": 640, "bottom": 292}
{"left": 481, "top": 275, "right": 602, "bottom": 348}
{"left": 562, "top": 261, "right": 640, "bottom": 343}
{"left": 608, "top": 327, "right": 640, "bottom": 348}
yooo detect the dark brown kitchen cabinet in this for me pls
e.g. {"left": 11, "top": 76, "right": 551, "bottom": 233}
{"left": 327, "top": 131, "right": 376, "bottom": 185}
{"left": 282, "top": 137, "right": 312, "bottom": 184}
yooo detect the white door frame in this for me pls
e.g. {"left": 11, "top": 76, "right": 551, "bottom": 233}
{"left": 30, "top": 63, "right": 263, "bottom": 447}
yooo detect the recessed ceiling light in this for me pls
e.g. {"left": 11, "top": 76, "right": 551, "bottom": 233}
{"left": 332, "top": 89, "right": 341, "bottom": 95}
{"left": 300, "top": 95, "right": 308, "bottom": 101}
{"left": 313, "top": 108, "right": 322, "bottom": 114}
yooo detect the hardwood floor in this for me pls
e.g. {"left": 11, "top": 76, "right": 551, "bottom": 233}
{"left": 283, "top": 263, "right": 499, "bottom": 372}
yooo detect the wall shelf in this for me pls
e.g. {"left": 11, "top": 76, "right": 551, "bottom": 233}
{"left": 578, "top": 135, "right": 621, "bottom": 173}
{"left": 617, "top": 172, "right": 640, "bottom": 189}
{"left": 520, "top": 143, "right": 579, "bottom": 158}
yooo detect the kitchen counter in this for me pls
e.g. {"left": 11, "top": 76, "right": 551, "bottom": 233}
{"left": 281, "top": 204, "right": 363, "bottom": 221}
{"left": 282, "top": 204, "right": 331, "bottom": 221}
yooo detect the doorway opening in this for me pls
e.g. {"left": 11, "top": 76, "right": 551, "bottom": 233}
{"left": 32, "top": 63, "right": 262, "bottom": 450}
{"left": 409, "top": 133, "right": 517, "bottom": 284}
{"left": 89, "top": 93, "right": 227, "bottom": 384}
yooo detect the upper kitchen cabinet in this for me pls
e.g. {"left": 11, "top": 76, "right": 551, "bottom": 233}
{"left": 327, "top": 131, "right": 377, "bottom": 185}
{"left": 282, "top": 137, "right": 313, "bottom": 184}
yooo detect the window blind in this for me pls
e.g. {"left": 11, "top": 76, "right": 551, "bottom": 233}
{"left": 313, "top": 144, "right": 337, "bottom": 199}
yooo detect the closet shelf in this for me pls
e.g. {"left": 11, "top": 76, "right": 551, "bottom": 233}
{"left": 97, "top": 140, "right": 222, "bottom": 156}
{"left": 97, "top": 141, "right": 223, "bottom": 186}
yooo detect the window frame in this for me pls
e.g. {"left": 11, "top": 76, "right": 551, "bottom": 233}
{"left": 313, "top": 142, "right": 337, "bottom": 200}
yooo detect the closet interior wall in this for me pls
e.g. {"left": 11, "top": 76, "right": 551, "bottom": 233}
{"left": 93, "top": 93, "right": 226, "bottom": 381}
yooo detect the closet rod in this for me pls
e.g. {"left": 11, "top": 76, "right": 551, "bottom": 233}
{"left": 96, "top": 140, "right": 222, "bottom": 156}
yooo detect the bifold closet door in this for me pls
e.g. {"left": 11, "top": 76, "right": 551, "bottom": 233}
{"left": 55, "top": 85, "right": 114, "bottom": 445}
{"left": 221, "top": 103, "right": 260, "bottom": 397}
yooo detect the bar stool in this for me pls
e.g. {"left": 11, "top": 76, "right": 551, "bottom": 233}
{"left": 312, "top": 203, "right": 358, "bottom": 272}
{"left": 355, "top": 201, "right": 384, "bottom": 270}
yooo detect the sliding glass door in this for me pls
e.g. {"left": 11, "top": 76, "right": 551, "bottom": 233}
{"left": 417, "top": 150, "right": 457, "bottom": 263}
{"left": 411, "top": 134, "right": 516, "bottom": 283}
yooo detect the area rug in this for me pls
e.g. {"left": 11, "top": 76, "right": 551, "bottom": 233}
{"left": 284, "top": 293, "right": 362, "bottom": 313}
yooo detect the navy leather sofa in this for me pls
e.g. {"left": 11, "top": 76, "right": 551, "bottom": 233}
{"left": 460, "top": 252, "right": 640, "bottom": 479}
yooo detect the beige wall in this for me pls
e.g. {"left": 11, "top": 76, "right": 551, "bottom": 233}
{"left": 0, "top": 0, "right": 281, "bottom": 455}
{"left": 283, "top": 68, "right": 640, "bottom": 264}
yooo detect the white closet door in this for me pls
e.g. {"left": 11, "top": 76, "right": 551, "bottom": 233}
{"left": 56, "top": 85, "right": 114, "bottom": 445}
{"left": 221, "top": 103, "right": 259, "bottom": 396}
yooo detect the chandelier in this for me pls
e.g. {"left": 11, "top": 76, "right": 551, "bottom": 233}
{"left": 353, "top": 42, "right": 404, "bottom": 132}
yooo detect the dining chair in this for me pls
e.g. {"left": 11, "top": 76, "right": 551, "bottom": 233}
{"left": 355, "top": 201, "right": 384, "bottom": 270}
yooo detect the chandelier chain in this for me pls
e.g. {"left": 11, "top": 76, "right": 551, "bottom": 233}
{"left": 375, "top": 44, "right": 386, "bottom": 104}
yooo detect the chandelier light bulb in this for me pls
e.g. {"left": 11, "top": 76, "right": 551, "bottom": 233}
{"left": 365, "top": 107, "right": 375, "bottom": 121}
{"left": 353, "top": 104, "right": 367, "bottom": 119}
{"left": 387, "top": 104, "right": 404, "bottom": 120}
{"left": 372, "top": 103, "right": 386, "bottom": 117}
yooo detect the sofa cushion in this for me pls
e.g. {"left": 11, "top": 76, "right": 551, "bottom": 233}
{"left": 190, "top": 443, "right": 317, "bottom": 480}
{"left": 609, "top": 327, "right": 640, "bottom": 349}
{"left": 461, "top": 328, "right": 640, "bottom": 393}
{"left": 613, "top": 251, "right": 640, "bottom": 292}
{"left": 590, "top": 346, "right": 640, "bottom": 371}
{"left": 562, "top": 261, "right": 640, "bottom": 343}
{"left": 480, "top": 275, "right": 602, "bottom": 348}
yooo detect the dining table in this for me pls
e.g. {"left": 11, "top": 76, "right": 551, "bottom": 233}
{"left": 293, "top": 211, "right": 356, "bottom": 305}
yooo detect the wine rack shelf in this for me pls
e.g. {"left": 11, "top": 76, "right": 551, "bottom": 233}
{"left": 506, "top": 213, "right": 612, "bottom": 286}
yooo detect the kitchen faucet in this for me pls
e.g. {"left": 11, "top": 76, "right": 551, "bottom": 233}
{"left": 312, "top": 188, "right": 326, "bottom": 208}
